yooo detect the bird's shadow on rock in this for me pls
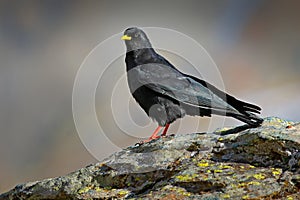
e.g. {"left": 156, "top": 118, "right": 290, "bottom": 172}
{"left": 216, "top": 124, "right": 257, "bottom": 136}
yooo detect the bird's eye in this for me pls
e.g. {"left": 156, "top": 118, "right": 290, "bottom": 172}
{"left": 135, "top": 33, "right": 139, "bottom": 37}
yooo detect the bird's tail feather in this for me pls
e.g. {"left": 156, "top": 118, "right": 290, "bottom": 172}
{"left": 234, "top": 99, "right": 261, "bottom": 114}
{"left": 208, "top": 108, "right": 263, "bottom": 126}
{"left": 230, "top": 112, "right": 263, "bottom": 127}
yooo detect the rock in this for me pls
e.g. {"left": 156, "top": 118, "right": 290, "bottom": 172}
{"left": 1, "top": 117, "right": 300, "bottom": 199}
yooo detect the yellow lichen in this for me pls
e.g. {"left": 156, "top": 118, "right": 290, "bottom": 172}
{"left": 52, "top": 186, "right": 60, "bottom": 191}
{"left": 253, "top": 173, "right": 266, "bottom": 180}
{"left": 237, "top": 182, "right": 247, "bottom": 188}
{"left": 163, "top": 186, "right": 192, "bottom": 196}
{"left": 197, "top": 162, "right": 209, "bottom": 167}
{"left": 78, "top": 186, "right": 92, "bottom": 194}
{"left": 242, "top": 195, "right": 250, "bottom": 199}
{"left": 236, "top": 180, "right": 260, "bottom": 188}
{"left": 287, "top": 196, "right": 293, "bottom": 200}
{"left": 118, "top": 190, "right": 129, "bottom": 196}
{"left": 179, "top": 191, "right": 191, "bottom": 197}
{"left": 94, "top": 187, "right": 102, "bottom": 192}
{"left": 175, "top": 174, "right": 197, "bottom": 182}
{"left": 271, "top": 168, "right": 281, "bottom": 176}
{"left": 222, "top": 194, "right": 231, "bottom": 198}
{"left": 216, "top": 127, "right": 230, "bottom": 133}
{"left": 219, "top": 165, "right": 233, "bottom": 169}
{"left": 214, "top": 169, "right": 223, "bottom": 173}
{"left": 248, "top": 181, "right": 260, "bottom": 186}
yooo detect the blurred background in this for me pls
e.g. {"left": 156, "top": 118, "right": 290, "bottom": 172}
{"left": 1, "top": 0, "right": 300, "bottom": 193}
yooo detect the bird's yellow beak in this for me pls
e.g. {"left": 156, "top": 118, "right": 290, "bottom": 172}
{"left": 121, "top": 35, "right": 132, "bottom": 40}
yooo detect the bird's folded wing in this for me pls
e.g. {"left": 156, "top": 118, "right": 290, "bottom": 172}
{"left": 134, "top": 63, "right": 237, "bottom": 112}
{"left": 183, "top": 74, "right": 261, "bottom": 114}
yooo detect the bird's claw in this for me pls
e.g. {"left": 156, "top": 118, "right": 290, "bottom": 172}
{"left": 138, "top": 135, "right": 161, "bottom": 144}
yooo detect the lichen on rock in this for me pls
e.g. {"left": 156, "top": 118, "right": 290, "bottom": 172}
{"left": 1, "top": 117, "right": 300, "bottom": 199}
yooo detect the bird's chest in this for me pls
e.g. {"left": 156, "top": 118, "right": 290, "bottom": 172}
{"left": 127, "top": 71, "right": 156, "bottom": 104}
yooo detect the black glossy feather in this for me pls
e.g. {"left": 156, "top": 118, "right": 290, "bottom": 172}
{"left": 123, "top": 27, "right": 263, "bottom": 127}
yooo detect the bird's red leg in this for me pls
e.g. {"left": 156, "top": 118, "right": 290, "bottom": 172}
{"left": 141, "top": 126, "right": 163, "bottom": 143}
{"left": 161, "top": 123, "right": 170, "bottom": 136}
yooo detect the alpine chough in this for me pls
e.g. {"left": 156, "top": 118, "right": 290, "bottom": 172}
{"left": 122, "top": 27, "right": 263, "bottom": 142}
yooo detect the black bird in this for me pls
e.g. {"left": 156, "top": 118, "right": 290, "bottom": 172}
{"left": 122, "top": 27, "right": 263, "bottom": 141}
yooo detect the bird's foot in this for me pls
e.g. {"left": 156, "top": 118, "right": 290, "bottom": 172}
{"left": 147, "top": 135, "right": 161, "bottom": 141}
{"left": 138, "top": 135, "right": 161, "bottom": 144}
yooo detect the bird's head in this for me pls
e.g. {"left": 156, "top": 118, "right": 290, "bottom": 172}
{"left": 121, "top": 27, "right": 152, "bottom": 52}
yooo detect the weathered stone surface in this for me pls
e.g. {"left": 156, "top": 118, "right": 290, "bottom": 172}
{"left": 1, "top": 117, "right": 300, "bottom": 199}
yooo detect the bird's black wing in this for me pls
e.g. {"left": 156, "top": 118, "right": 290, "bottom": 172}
{"left": 134, "top": 63, "right": 239, "bottom": 114}
{"left": 154, "top": 54, "right": 261, "bottom": 114}
{"left": 157, "top": 53, "right": 261, "bottom": 114}
{"left": 183, "top": 74, "right": 261, "bottom": 114}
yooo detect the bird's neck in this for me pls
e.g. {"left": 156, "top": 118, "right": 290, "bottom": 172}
{"left": 125, "top": 48, "right": 158, "bottom": 70}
